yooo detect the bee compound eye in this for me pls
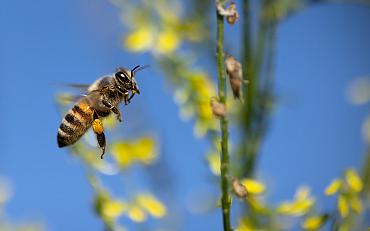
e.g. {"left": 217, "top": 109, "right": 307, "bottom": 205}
{"left": 116, "top": 71, "right": 130, "bottom": 83}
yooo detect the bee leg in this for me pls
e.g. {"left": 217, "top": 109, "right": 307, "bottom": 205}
{"left": 97, "top": 133, "right": 106, "bottom": 159}
{"left": 92, "top": 112, "right": 106, "bottom": 159}
{"left": 128, "top": 92, "right": 136, "bottom": 102}
{"left": 111, "top": 107, "right": 122, "bottom": 122}
{"left": 128, "top": 86, "right": 140, "bottom": 103}
{"left": 102, "top": 99, "right": 122, "bottom": 122}
{"left": 123, "top": 92, "right": 129, "bottom": 105}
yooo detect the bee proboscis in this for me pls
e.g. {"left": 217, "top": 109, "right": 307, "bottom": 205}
{"left": 57, "top": 65, "right": 146, "bottom": 159}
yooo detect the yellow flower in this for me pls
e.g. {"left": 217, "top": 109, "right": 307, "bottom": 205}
{"left": 277, "top": 201, "right": 294, "bottom": 214}
{"left": 127, "top": 204, "right": 147, "bottom": 222}
{"left": 277, "top": 199, "right": 315, "bottom": 216}
{"left": 102, "top": 200, "right": 127, "bottom": 219}
{"left": 155, "top": 30, "right": 180, "bottom": 54}
{"left": 199, "top": 101, "right": 213, "bottom": 121}
{"left": 124, "top": 27, "right": 154, "bottom": 52}
{"left": 180, "top": 20, "right": 206, "bottom": 42}
{"left": 111, "top": 137, "right": 157, "bottom": 168}
{"left": 136, "top": 193, "right": 167, "bottom": 218}
{"left": 338, "top": 195, "right": 349, "bottom": 218}
{"left": 325, "top": 179, "right": 342, "bottom": 196}
{"left": 345, "top": 168, "right": 363, "bottom": 193}
{"left": 240, "top": 179, "right": 265, "bottom": 195}
{"left": 348, "top": 195, "right": 363, "bottom": 213}
{"left": 276, "top": 186, "right": 315, "bottom": 216}
{"left": 207, "top": 152, "right": 220, "bottom": 176}
{"left": 175, "top": 72, "right": 217, "bottom": 137}
{"left": 247, "top": 197, "right": 269, "bottom": 214}
{"left": 155, "top": 1, "right": 181, "bottom": 27}
{"left": 338, "top": 223, "right": 350, "bottom": 231}
{"left": 234, "top": 217, "right": 256, "bottom": 231}
{"left": 134, "top": 137, "right": 157, "bottom": 164}
{"left": 302, "top": 215, "right": 327, "bottom": 230}
{"left": 295, "top": 186, "right": 310, "bottom": 200}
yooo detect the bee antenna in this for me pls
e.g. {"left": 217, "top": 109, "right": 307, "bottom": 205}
{"left": 131, "top": 65, "right": 149, "bottom": 77}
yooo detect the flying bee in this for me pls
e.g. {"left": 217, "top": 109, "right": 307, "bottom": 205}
{"left": 57, "top": 65, "right": 146, "bottom": 159}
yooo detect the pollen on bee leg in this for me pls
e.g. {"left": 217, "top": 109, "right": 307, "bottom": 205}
{"left": 92, "top": 119, "right": 104, "bottom": 134}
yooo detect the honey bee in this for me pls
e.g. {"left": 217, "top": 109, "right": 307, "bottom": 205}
{"left": 57, "top": 65, "right": 146, "bottom": 159}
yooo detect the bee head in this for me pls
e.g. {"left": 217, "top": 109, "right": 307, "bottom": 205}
{"left": 114, "top": 65, "right": 148, "bottom": 94}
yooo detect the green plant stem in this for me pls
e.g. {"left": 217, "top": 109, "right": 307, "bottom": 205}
{"left": 239, "top": 0, "right": 257, "bottom": 178}
{"left": 361, "top": 147, "right": 370, "bottom": 197}
{"left": 216, "top": 1, "right": 231, "bottom": 231}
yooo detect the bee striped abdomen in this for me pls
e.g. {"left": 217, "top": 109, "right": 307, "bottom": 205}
{"left": 57, "top": 102, "right": 94, "bottom": 148}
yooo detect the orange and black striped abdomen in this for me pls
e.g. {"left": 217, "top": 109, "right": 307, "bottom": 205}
{"left": 57, "top": 102, "right": 94, "bottom": 148}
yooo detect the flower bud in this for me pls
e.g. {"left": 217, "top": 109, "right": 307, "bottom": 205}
{"left": 226, "top": 3, "right": 239, "bottom": 25}
{"left": 216, "top": 1, "right": 239, "bottom": 25}
{"left": 231, "top": 177, "right": 248, "bottom": 198}
{"left": 210, "top": 97, "right": 226, "bottom": 118}
{"left": 225, "top": 54, "right": 245, "bottom": 100}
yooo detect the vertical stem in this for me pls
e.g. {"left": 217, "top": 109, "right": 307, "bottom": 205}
{"left": 216, "top": 1, "right": 231, "bottom": 231}
{"left": 361, "top": 148, "right": 370, "bottom": 197}
{"left": 240, "top": 0, "right": 256, "bottom": 178}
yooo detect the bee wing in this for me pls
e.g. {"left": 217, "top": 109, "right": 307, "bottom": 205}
{"left": 63, "top": 83, "right": 91, "bottom": 92}
{"left": 56, "top": 93, "right": 87, "bottom": 105}
{"left": 54, "top": 82, "right": 88, "bottom": 104}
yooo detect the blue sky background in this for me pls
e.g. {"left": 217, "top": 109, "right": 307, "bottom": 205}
{"left": 0, "top": 0, "right": 369, "bottom": 230}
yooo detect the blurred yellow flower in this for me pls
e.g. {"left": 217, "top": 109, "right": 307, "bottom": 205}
{"left": 124, "top": 27, "right": 154, "bottom": 52}
{"left": 302, "top": 215, "right": 327, "bottom": 230}
{"left": 174, "top": 88, "right": 190, "bottom": 105}
{"left": 325, "top": 179, "right": 342, "bottom": 196}
{"left": 111, "top": 137, "right": 157, "bottom": 168}
{"left": 155, "top": 30, "right": 181, "bottom": 54}
{"left": 277, "top": 200, "right": 314, "bottom": 216}
{"left": 348, "top": 195, "right": 363, "bottom": 214}
{"left": 338, "top": 195, "right": 349, "bottom": 218}
{"left": 94, "top": 190, "right": 128, "bottom": 224}
{"left": 338, "top": 223, "right": 350, "bottom": 231}
{"left": 79, "top": 148, "right": 118, "bottom": 175}
{"left": 295, "top": 186, "right": 310, "bottom": 200}
{"left": 241, "top": 179, "right": 265, "bottom": 195}
{"left": 136, "top": 193, "right": 167, "bottom": 218}
{"left": 102, "top": 200, "right": 127, "bottom": 219}
{"left": 180, "top": 20, "right": 206, "bottom": 42}
{"left": 173, "top": 71, "right": 217, "bottom": 137}
{"left": 345, "top": 168, "right": 363, "bottom": 193}
{"left": 199, "top": 101, "right": 213, "bottom": 121}
{"left": 207, "top": 152, "right": 221, "bottom": 176}
{"left": 234, "top": 217, "right": 256, "bottom": 231}
{"left": 277, "top": 186, "right": 315, "bottom": 216}
{"left": 247, "top": 197, "right": 269, "bottom": 214}
{"left": 127, "top": 204, "right": 147, "bottom": 223}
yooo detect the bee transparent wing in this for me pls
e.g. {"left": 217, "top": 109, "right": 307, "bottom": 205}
{"left": 63, "top": 83, "right": 91, "bottom": 92}
{"left": 56, "top": 93, "right": 87, "bottom": 105}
